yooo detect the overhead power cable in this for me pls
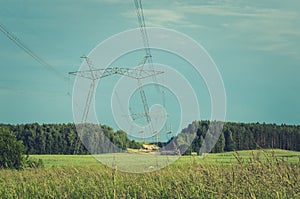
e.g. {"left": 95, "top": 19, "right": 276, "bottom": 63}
{"left": 0, "top": 22, "right": 68, "bottom": 82}
{"left": 134, "top": 0, "right": 151, "bottom": 58}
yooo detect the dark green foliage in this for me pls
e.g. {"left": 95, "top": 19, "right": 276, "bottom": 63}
{"left": 0, "top": 123, "right": 142, "bottom": 155}
{"left": 0, "top": 128, "right": 25, "bottom": 169}
{"left": 212, "top": 129, "right": 225, "bottom": 153}
{"left": 24, "top": 156, "right": 44, "bottom": 168}
{"left": 170, "top": 121, "right": 300, "bottom": 155}
{"left": 224, "top": 129, "right": 236, "bottom": 151}
{"left": 1, "top": 121, "right": 299, "bottom": 156}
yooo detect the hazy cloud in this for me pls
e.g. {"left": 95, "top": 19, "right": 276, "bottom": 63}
{"left": 124, "top": 0, "right": 300, "bottom": 59}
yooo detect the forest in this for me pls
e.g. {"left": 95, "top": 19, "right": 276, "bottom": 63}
{"left": 172, "top": 121, "right": 300, "bottom": 155}
{"left": 0, "top": 123, "right": 142, "bottom": 155}
{"left": 0, "top": 121, "right": 299, "bottom": 155}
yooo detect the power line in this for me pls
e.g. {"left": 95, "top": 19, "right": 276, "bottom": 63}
{"left": 134, "top": 0, "right": 151, "bottom": 58}
{"left": 133, "top": 0, "right": 162, "bottom": 93}
{"left": 133, "top": 0, "right": 172, "bottom": 142}
{"left": 0, "top": 22, "right": 68, "bottom": 82}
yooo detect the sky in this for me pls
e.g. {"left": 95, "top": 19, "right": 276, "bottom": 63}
{"left": 0, "top": 0, "right": 300, "bottom": 127}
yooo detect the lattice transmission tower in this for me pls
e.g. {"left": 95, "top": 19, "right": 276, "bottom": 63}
{"left": 69, "top": 0, "right": 173, "bottom": 153}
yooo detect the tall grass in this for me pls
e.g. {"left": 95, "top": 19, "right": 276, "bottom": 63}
{"left": 0, "top": 150, "right": 299, "bottom": 198}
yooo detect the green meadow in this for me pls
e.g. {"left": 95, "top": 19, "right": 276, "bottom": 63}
{"left": 1, "top": 149, "right": 299, "bottom": 198}
{"left": 30, "top": 149, "right": 300, "bottom": 167}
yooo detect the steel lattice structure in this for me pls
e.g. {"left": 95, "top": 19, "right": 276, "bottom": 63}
{"left": 69, "top": 55, "right": 164, "bottom": 124}
{"left": 69, "top": 0, "right": 172, "bottom": 154}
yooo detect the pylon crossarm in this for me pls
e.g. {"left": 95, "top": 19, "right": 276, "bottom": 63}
{"left": 122, "top": 68, "right": 163, "bottom": 79}
{"left": 68, "top": 71, "right": 94, "bottom": 80}
{"left": 69, "top": 67, "right": 164, "bottom": 80}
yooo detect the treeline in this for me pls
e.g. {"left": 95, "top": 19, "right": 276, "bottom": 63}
{"left": 0, "top": 123, "right": 142, "bottom": 155}
{"left": 1, "top": 121, "right": 299, "bottom": 155}
{"left": 167, "top": 121, "right": 300, "bottom": 155}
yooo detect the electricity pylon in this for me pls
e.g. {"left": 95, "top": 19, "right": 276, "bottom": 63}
{"left": 69, "top": 55, "right": 163, "bottom": 153}
{"left": 69, "top": 55, "right": 163, "bottom": 124}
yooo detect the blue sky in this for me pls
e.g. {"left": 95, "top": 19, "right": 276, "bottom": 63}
{"left": 0, "top": 0, "right": 299, "bottom": 126}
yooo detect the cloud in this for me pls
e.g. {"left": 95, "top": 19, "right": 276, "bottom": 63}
{"left": 123, "top": 0, "right": 300, "bottom": 59}
{"left": 123, "top": 8, "right": 200, "bottom": 28}
{"left": 182, "top": 2, "right": 300, "bottom": 58}
{"left": 220, "top": 7, "right": 300, "bottom": 56}
{"left": 179, "top": 5, "right": 268, "bottom": 17}
{"left": 89, "top": 0, "right": 129, "bottom": 4}
{"left": 142, "top": 9, "right": 185, "bottom": 26}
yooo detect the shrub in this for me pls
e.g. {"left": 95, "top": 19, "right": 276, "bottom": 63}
{"left": 0, "top": 128, "right": 25, "bottom": 169}
{"left": 24, "top": 156, "right": 44, "bottom": 168}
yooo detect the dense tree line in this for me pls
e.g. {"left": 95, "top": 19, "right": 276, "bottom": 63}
{"left": 0, "top": 123, "right": 142, "bottom": 155}
{"left": 168, "top": 121, "right": 300, "bottom": 155}
{"left": 1, "top": 121, "right": 299, "bottom": 155}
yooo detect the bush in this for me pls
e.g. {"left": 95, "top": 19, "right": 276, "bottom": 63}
{"left": 24, "top": 156, "right": 44, "bottom": 168}
{"left": 0, "top": 128, "right": 25, "bottom": 169}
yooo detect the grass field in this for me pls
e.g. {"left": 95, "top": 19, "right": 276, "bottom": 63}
{"left": 1, "top": 149, "right": 299, "bottom": 198}
{"left": 30, "top": 149, "right": 300, "bottom": 167}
